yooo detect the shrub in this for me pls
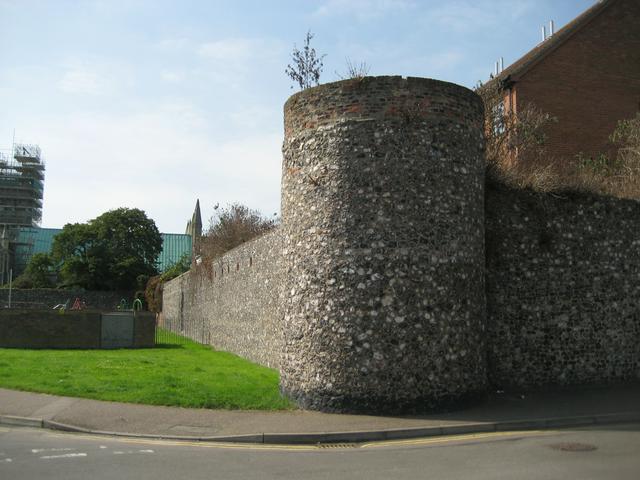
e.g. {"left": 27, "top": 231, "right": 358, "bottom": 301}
{"left": 199, "top": 203, "right": 278, "bottom": 262}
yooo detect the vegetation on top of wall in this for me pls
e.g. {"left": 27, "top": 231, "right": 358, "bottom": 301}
{"left": 145, "top": 254, "right": 191, "bottom": 313}
{"left": 144, "top": 198, "right": 279, "bottom": 312}
{"left": 570, "top": 112, "right": 640, "bottom": 199}
{"left": 475, "top": 79, "right": 559, "bottom": 192}
{"left": 285, "top": 30, "right": 325, "bottom": 90}
{"left": 146, "top": 203, "right": 278, "bottom": 309}
{"left": 612, "top": 113, "right": 640, "bottom": 165}
{"left": 199, "top": 203, "right": 278, "bottom": 263}
{"left": 476, "top": 79, "right": 557, "bottom": 174}
{"left": 478, "top": 78, "right": 640, "bottom": 199}
{"left": 335, "top": 58, "right": 370, "bottom": 80}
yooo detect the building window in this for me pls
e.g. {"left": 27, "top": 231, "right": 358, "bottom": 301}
{"left": 492, "top": 100, "right": 506, "bottom": 135}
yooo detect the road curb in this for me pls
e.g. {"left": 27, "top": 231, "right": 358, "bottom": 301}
{"left": 3, "top": 411, "right": 639, "bottom": 445}
{"left": 0, "top": 415, "right": 43, "bottom": 428}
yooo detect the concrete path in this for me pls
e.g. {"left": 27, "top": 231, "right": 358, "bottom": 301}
{"left": 1, "top": 385, "right": 639, "bottom": 444}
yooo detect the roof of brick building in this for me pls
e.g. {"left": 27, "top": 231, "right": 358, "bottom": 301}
{"left": 490, "top": 0, "right": 614, "bottom": 86}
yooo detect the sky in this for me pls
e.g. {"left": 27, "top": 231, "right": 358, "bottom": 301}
{"left": 0, "top": 0, "right": 596, "bottom": 233}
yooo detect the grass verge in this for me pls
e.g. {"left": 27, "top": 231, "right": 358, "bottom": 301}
{"left": 0, "top": 329, "right": 293, "bottom": 410}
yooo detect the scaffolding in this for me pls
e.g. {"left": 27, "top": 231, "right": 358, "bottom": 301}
{"left": 0, "top": 143, "right": 45, "bottom": 284}
{"left": 0, "top": 144, "right": 45, "bottom": 227}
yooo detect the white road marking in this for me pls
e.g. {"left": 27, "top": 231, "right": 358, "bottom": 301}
{"left": 40, "top": 453, "right": 87, "bottom": 460}
{"left": 113, "top": 449, "right": 154, "bottom": 455}
{"left": 1, "top": 458, "right": 12, "bottom": 463}
{"left": 99, "top": 446, "right": 107, "bottom": 449}
{"left": 32, "top": 447, "right": 76, "bottom": 454}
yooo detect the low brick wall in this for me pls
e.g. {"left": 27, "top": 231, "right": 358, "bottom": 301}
{"left": 133, "top": 312, "right": 156, "bottom": 348}
{"left": 0, "top": 310, "right": 155, "bottom": 349}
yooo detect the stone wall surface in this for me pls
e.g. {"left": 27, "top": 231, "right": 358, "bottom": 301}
{"left": 0, "top": 289, "right": 130, "bottom": 311}
{"left": 161, "top": 76, "right": 640, "bottom": 415}
{"left": 280, "top": 76, "right": 486, "bottom": 412}
{"left": 162, "top": 230, "right": 283, "bottom": 369}
{"left": 486, "top": 182, "right": 640, "bottom": 388}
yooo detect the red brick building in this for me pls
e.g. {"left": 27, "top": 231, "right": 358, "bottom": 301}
{"left": 490, "top": 0, "right": 640, "bottom": 167}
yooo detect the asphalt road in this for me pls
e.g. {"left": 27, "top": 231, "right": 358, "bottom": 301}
{"left": 1, "top": 423, "right": 639, "bottom": 480}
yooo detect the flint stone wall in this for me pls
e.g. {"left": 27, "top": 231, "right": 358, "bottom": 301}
{"left": 280, "top": 76, "right": 487, "bottom": 412}
{"left": 162, "top": 230, "right": 283, "bottom": 369}
{"left": 486, "top": 182, "right": 640, "bottom": 388}
{"left": 162, "top": 76, "right": 640, "bottom": 414}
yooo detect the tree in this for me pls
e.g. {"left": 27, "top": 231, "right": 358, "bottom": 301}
{"left": 285, "top": 30, "right": 326, "bottom": 90}
{"left": 51, "top": 208, "right": 162, "bottom": 291}
{"left": 50, "top": 222, "right": 102, "bottom": 289}
{"left": 199, "top": 203, "right": 277, "bottom": 261}
{"left": 12, "top": 253, "right": 54, "bottom": 289}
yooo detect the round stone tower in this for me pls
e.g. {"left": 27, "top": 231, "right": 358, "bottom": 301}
{"left": 280, "top": 76, "right": 486, "bottom": 413}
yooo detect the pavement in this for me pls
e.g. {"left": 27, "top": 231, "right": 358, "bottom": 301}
{"left": 1, "top": 385, "right": 639, "bottom": 444}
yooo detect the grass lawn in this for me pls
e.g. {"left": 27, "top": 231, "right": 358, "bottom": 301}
{"left": 0, "top": 330, "right": 293, "bottom": 410}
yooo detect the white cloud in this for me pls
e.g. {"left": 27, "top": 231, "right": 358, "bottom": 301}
{"left": 197, "top": 38, "right": 257, "bottom": 61}
{"left": 24, "top": 102, "right": 282, "bottom": 233}
{"left": 155, "top": 37, "right": 191, "bottom": 53}
{"left": 229, "top": 105, "right": 276, "bottom": 130}
{"left": 58, "top": 61, "right": 132, "bottom": 96}
{"left": 160, "top": 70, "right": 186, "bottom": 83}
{"left": 314, "top": 0, "right": 414, "bottom": 19}
{"left": 425, "top": 50, "right": 464, "bottom": 71}
{"left": 424, "top": 0, "right": 535, "bottom": 33}
{"left": 195, "top": 37, "right": 285, "bottom": 89}
{"left": 59, "top": 68, "right": 108, "bottom": 95}
{"left": 389, "top": 49, "right": 466, "bottom": 81}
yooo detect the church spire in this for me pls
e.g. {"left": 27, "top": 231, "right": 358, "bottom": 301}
{"left": 185, "top": 199, "right": 202, "bottom": 237}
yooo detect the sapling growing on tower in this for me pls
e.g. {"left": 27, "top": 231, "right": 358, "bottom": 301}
{"left": 285, "top": 30, "right": 326, "bottom": 90}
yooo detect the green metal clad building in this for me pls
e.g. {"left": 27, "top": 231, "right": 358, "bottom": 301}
{"left": 13, "top": 227, "right": 191, "bottom": 276}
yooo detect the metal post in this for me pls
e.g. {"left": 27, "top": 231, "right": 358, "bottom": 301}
{"left": 8, "top": 268, "right": 12, "bottom": 308}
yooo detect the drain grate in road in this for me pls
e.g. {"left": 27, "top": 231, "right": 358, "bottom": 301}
{"left": 316, "top": 443, "right": 357, "bottom": 449}
{"left": 548, "top": 442, "right": 598, "bottom": 452}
